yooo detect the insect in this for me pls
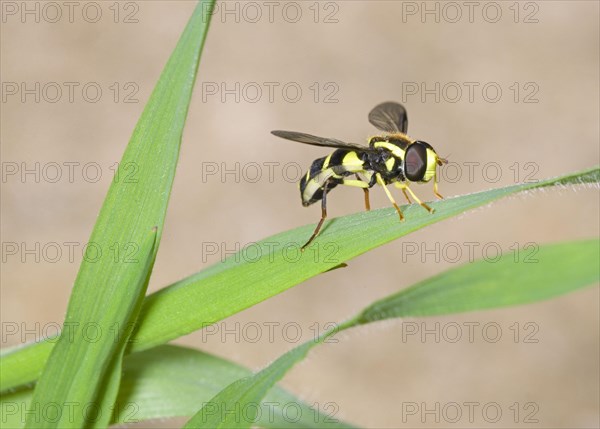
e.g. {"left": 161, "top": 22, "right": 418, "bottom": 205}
{"left": 271, "top": 101, "right": 447, "bottom": 250}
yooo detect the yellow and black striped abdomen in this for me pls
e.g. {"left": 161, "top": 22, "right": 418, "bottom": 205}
{"left": 299, "top": 149, "right": 366, "bottom": 206}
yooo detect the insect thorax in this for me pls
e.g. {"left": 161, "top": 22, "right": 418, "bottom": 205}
{"left": 367, "top": 135, "right": 412, "bottom": 183}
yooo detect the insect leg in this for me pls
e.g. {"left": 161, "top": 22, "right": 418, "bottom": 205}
{"left": 375, "top": 173, "right": 404, "bottom": 221}
{"left": 396, "top": 182, "right": 434, "bottom": 213}
{"left": 397, "top": 185, "right": 413, "bottom": 204}
{"left": 332, "top": 177, "right": 370, "bottom": 210}
{"left": 434, "top": 157, "right": 447, "bottom": 200}
{"left": 433, "top": 174, "right": 444, "bottom": 200}
{"left": 355, "top": 174, "right": 370, "bottom": 211}
{"left": 301, "top": 180, "right": 330, "bottom": 251}
{"left": 392, "top": 182, "right": 413, "bottom": 204}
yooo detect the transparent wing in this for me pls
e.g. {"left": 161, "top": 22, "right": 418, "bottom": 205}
{"left": 271, "top": 130, "right": 369, "bottom": 151}
{"left": 368, "top": 102, "right": 408, "bottom": 133}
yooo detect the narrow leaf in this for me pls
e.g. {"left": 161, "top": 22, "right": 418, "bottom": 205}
{"left": 25, "top": 228, "right": 157, "bottom": 429}
{"left": 357, "top": 239, "right": 600, "bottom": 320}
{"left": 22, "top": 1, "right": 215, "bottom": 427}
{"left": 0, "top": 346, "right": 355, "bottom": 429}
{"left": 184, "top": 239, "right": 599, "bottom": 428}
{"left": 1, "top": 167, "right": 598, "bottom": 393}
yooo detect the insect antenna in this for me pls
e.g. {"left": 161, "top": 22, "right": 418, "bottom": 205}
{"left": 437, "top": 153, "right": 450, "bottom": 166}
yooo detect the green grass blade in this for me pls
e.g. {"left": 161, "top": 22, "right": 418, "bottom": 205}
{"left": 1, "top": 346, "right": 356, "bottom": 429}
{"left": 356, "top": 239, "right": 600, "bottom": 321}
{"left": 21, "top": 2, "right": 215, "bottom": 427}
{"left": 88, "top": 231, "right": 159, "bottom": 429}
{"left": 80, "top": 228, "right": 158, "bottom": 429}
{"left": 131, "top": 166, "right": 600, "bottom": 350}
{"left": 184, "top": 342, "right": 320, "bottom": 429}
{"left": 360, "top": 239, "right": 600, "bottom": 322}
{"left": 115, "top": 345, "right": 355, "bottom": 428}
{"left": 25, "top": 228, "right": 157, "bottom": 429}
{"left": 183, "top": 239, "right": 599, "bottom": 429}
{"left": 1, "top": 167, "right": 598, "bottom": 394}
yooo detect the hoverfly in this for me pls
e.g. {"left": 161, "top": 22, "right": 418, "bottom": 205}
{"left": 272, "top": 101, "right": 447, "bottom": 250}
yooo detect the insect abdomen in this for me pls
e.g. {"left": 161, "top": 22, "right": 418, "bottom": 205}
{"left": 299, "top": 149, "right": 366, "bottom": 206}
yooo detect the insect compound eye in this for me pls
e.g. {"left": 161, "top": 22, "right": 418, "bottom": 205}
{"left": 404, "top": 142, "right": 428, "bottom": 181}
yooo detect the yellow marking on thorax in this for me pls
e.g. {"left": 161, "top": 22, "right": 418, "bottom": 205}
{"left": 372, "top": 141, "right": 404, "bottom": 158}
{"left": 371, "top": 135, "right": 412, "bottom": 159}
{"left": 385, "top": 157, "right": 395, "bottom": 171}
{"left": 342, "top": 151, "right": 364, "bottom": 168}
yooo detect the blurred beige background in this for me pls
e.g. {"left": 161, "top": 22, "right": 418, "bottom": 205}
{"left": 1, "top": 1, "right": 599, "bottom": 428}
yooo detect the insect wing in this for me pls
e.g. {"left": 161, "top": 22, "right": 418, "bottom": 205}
{"left": 368, "top": 102, "right": 408, "bottom": 133}
{"left": 271, "top": 130, "right": 368, "bottom": 151}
